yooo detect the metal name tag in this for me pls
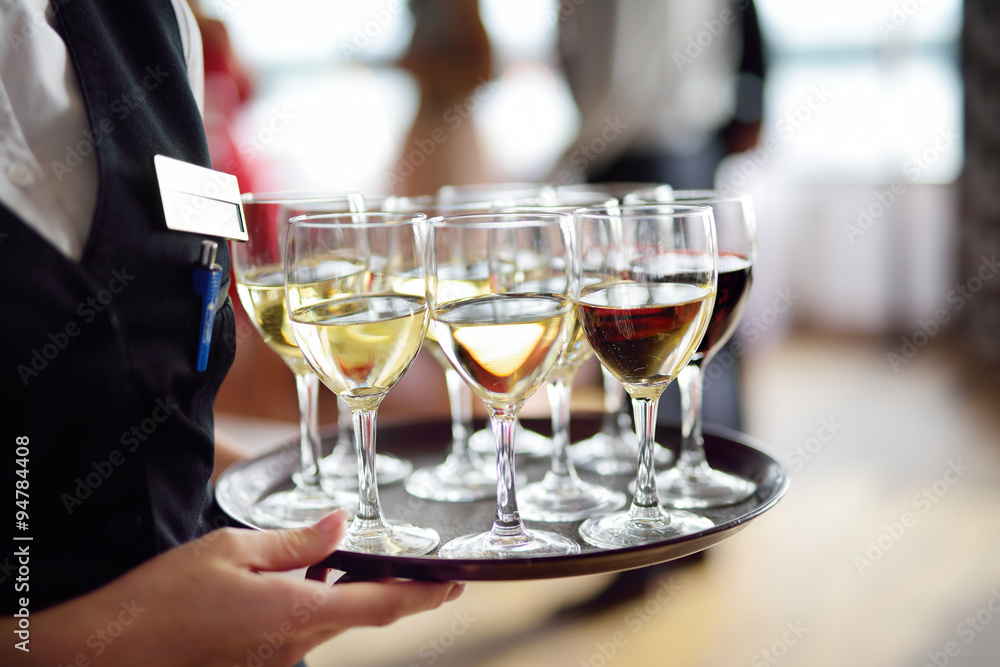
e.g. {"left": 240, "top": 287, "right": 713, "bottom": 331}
{"left": 154, "top": 155, "right": 248, "bottom": 242}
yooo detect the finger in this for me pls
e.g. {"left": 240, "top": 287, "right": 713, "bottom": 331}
{"left": 313, "top": 580, "right": 464, "bottom": 629}
{"left": 232, "top": 510, "right": 348, "bottom": 572}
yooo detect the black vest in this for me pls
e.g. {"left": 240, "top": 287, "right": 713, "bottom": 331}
{"left": 1, "top": 1, "right": 235, "bottom": 612}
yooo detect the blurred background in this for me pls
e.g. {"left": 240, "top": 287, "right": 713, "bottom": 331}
{"left": 204, "top": 1, "right": 1000, "bottom": 665}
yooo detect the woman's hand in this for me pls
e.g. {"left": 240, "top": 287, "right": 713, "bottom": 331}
{"left": 9, "top": 511, "right": 463, "bottom": 667}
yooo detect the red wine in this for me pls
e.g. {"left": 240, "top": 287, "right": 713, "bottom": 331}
{"left": 577, "top": 282, "right": 713, "bottom": 396}
{"left": 696, "top": 253, "right": 753, "bottom": 360}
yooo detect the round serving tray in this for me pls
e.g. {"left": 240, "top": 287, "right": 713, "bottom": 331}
{"left": 216, "top": 417, "right": 788, "bottom": 581}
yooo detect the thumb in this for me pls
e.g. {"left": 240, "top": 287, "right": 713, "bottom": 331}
{"left": 239, "top": 510, "right": 348, "bottom": 572}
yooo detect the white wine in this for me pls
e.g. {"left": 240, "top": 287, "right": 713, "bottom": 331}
{"left": 516, "top": 276, "right": 592, "bottom": 382}
{"left": 284, "top": 256, "right": 368, "bottom": 311}
{"left": 550, "top": 314, "right": 593, "bottom": 382}
{"left": 239, "top": 261, "right": 368, "bottom": 372}
{"left": 236, "top": 266, "right": 307, "bottom": 371}
{"left": 432, "top": 294, "right": 572, "bottom": 408}
{"left": 290, "top": 294, "right": 427, "bottom": 410}
{"left": 395, "top": 274, "right": 492, "bottom": 370}
{"left": 428, "top": 278, "right": 493, "bottom": 372}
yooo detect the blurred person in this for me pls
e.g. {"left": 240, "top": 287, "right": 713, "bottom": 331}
{"left": 389, "top": 0, "right": 493, "bottom": 195}
{"left": 553, "top": 0, "right": 765, "bottom": 189}
{"left": 0, "top": 2, "right": 462, "bottom": 665}
{"left": 189, "top": 0, "right": 261, "bottom": 192}
{"left": 550, "top": 0, "right": 766, "bottom": 610}
{"left": 552, "top": 0, "right": 766, "bottom": 433}
{"left": 960, "top": 0, "right": 1000, "bottom": 367}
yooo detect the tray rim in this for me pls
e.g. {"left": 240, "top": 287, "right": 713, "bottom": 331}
{"left": 215, "top": 418, "right": 789, "bottom": 581}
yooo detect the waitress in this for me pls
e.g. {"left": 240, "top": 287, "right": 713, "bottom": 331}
{"left": 0, "top": 2, "right": 462, "bottom": 665}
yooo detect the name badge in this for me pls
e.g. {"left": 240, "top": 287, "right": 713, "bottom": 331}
{"left": 153, "top": 155, "right": 248, "bottom": 242}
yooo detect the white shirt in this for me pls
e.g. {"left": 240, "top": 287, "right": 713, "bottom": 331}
{"left": 556, "top": 0, "right": 738, "bottom": 174}
{"left": 0, "top": 0, "right": 204, "bottom": 261}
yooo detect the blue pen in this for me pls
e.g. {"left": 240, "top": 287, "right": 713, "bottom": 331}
{"left": 192, "top": 240, "right": 222, "bottom": 372}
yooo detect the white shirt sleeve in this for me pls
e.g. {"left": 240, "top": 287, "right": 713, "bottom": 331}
{"left": 0, "top": 0, "right": 206, "bottom": 261}
{"left": 171, "top": 0, "right": 206, "bottom": 117}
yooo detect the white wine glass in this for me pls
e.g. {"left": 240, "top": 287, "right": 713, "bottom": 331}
{"left": 574, "top": 204, "right": 717, "bottom": 549}
{"left": 437, "top": 184, "right": 558, "bottom": 460}
{"left": 316, "top": 196, "right": 456, "bottom": 492}
{"left": 389, "top": 199, "right": 503, "bottom": 502}
{"left": 236, "top": 193, "right": 413, "bottom": 503}
{"left": 285, "top": 211, "right": 438, "bottom": 555}
{"left": 233, "top": 191, "right": 364, "bottom": 528}
{"left": 428, "top": 212, "right": 581, "bottom": 558}
{"left": 556, "top": 181, "right": 672, "bottom": 201}
{"left": 496, "top": 192, "right": 627, "bottom": 522}
{"left": 436, "top": 181, "right": 555, "bottom": 207}
{"left": 627, "top": 189, "right": 758, "bottom": 508}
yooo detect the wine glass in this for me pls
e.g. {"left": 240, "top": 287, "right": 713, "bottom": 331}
{"left": 627, "top": 189, "right": 757, "bottom": 508}
{"left": 233, "top": 191, "right": 365, "bottom": 528}
{"left": 285, "top": 211, "right": 438, "bottom": 555}
{"left": 383, "top": 198, "right": 501, "bottom": 502}
{"left": 324, "top": 396, "right": 414, "bottom": 492}
{"left": 573, "top": 204, "right": 717, "bottom": 549}
{"left": 560, "top": 184, "right": 677, "bottom": 474}
{"left": 435, "top": 184, "right": 559, "bottom": 459}
{"left": 322, "top": 193, "right": 486, "bottom": 492}
{"left": 437, "top": 182, "right": 555, "bottom": 206}
{"left": 556, "top": 182, "right": 672, "bottom": 200}
{"left": 315, "top": 196, "right": 456, "bottom": 492}
{"left": 428, "top": 212, "right": 581, "bottom": 558}
{"left": 496, "top": 192, "right": 627, "bottom": 521}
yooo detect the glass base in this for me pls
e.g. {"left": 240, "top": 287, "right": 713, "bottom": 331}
{"left": 319, "top": 451, "right": 413, "bottom": 491}
{"left": 249, "top": 486, "right": 357, "bottom": 529}
{"left": 656, "top": 466, "right": 757, "bottom": 509}
{"left": 571, "top": 433, "right": 674, "bottom": 475}
{"left": 405, "top": 457, "right": 496, "bottom": 502}
{"left": 469, "top": 425, "right": 551, "bottom": 458}
{"left": 518, "top": 472, "right": 627, "bottom": 522}
{"left": 578, "top": 506, "right": 713, "bottom": 549}
{"left": 340, "top": 519, "right": 440, "bottom": 556}
{"left": 439, "top": 526, "right": 580, "bottom": 559}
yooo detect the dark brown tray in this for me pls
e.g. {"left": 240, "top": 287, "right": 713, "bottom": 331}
{"left": 216, "top": 417, "right": 788, "bottom": 581}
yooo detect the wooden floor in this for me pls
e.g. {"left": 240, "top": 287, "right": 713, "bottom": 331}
{"left": 292, "top": 331, "right": 1000, "bottom": 667}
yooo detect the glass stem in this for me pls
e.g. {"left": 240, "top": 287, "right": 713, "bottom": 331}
{"left": 599, "top": 366, "right": 623, "bottom": 436}
{"left": 294, "top": 370, "right": 322, "bottom": 490}
{"left": 546, "top": 376, "right": 578, "bottom": 480}
{"left": 628, "top": 396, "right": 662, "bottom": 519}
{"left": 613, "top": 384, "right": 637, "bottom": 459}
{"left": 489, "top": 409, "right": 527, "bottom": 537}
{"left": 328, "top": 396, "right": 355, "bottom": 469}
{"left": 444, "top": 368, "right": 473, "bottom": 462}
{"left": 352, "top": 408, "right": 387, "bottom": 531}
{"left": 677, "top": 362, "right": 710, "bottom": 476}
